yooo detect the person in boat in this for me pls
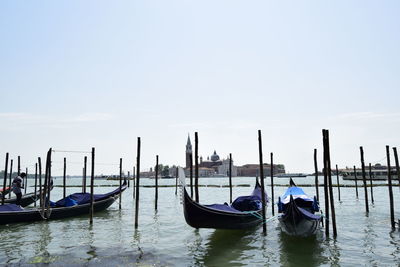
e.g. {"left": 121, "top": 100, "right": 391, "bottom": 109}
{"left": 12, "top": 172, "right": 25, "bottom": 205}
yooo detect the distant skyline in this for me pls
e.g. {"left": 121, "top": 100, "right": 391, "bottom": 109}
{"left": 1, "top": 1, "right": 399, "bottom": 175}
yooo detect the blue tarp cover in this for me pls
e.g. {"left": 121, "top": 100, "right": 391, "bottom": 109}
{"left": 281, "top": 187, "right": 313, "bottom": 203}
{"left": 298, "top": 207, "right": 321, "bottom": 220}
{"left": 232, "top": 195, "right": 262, "bottom": 212}
{"left": 0, "top": 204, "right": 24, "bottom": 212}
{"left": 53, "top": 186, "right": 123, "bottom": 207}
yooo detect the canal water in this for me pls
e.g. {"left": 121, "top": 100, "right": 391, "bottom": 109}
{"left": 0, "top": 176, "right": 399, "bottom": 266}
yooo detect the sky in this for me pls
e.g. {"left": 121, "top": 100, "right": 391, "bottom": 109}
{"left": 0, "top": 0, "right": 399, "bottom": 176}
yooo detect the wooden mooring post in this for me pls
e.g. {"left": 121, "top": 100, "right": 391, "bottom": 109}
{"left": 83, "top": 156, "right": 87, "bottom": 193}
{"left": 63, "top": 157, "right": 66, "bottom": 198}
{"left": 119, "top": 158, "right": 122, "bottom": 210}
{"left": 386, "top": 145, "right": 395, "bottom": 229}
{"left": 195, "top": 132, "right": 199, "bottom": 203}
{"left": 322, "top": 131, "right": 330, "bottom": 237}
{"left": 335, "top": 164, "right": 341, "bottom": 202}
{"left": 258, "top": 130, "right": 267, "bottom": 235}
{"left": 89, "top": 147, "right": 95, "bottom": 225}
{"left": 314, "top": 149, "right": 319, "bottom": 202}
{"left": 155, "top": 155, "right": 159, "bottom": 210}
{"left": 175, "top": 166, "right": 178, "bottom": 195}
{"left": 353, "top": 165, "right": 359, "bottom": 199}
{"left": 2, "top": 153, "right": 9, "bottom": 205}
{"left": 393, "top": 147, "right": 400, "bottom": 187}
{"left": 8, "top": 159, "right": 13, "bottom": 199}
{"left": 135, "top": 137, "right": 141, "bottom": 229}
{"left": 368, "top": 163, "right": 374, "bottom": 204}
{"left": 17, "top": 156, "right": 20, "bottom": 176}
{"left": 133, "top": 166, "right": 136, "bottom": 200}
{"left": 24, "top": 168, "right": 28, "bottom": 195}
{"left": 38, "top": 157, "right": 42, "bottom": 208}
{"left": 271, "top": 152, "right": 275, "bottom": 216}
{"left": 360, "top": 147, "right": 369, "bottom": 213}
{"left": 34, "top": 163, "right": 38, "bottom": 207}
{"left": 229, "top": 153, "right": 232, "bottom": 204}
{"left": 323, "top": 129, "right": 337, "bottom": 237}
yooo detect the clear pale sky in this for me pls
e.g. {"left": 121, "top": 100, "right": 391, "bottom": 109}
{"left": 1, "top": 1, "right": 399, "bottom": 175}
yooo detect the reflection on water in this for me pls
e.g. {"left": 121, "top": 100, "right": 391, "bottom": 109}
{"left": 31, "top": 222, "right": 54, "bottom": 264}
{"left": 0, "top": 181, "right": 399, "bottom": 265}
{"left": 279, "top": 231, "right": 326, "bottom": 267}
{"left": 201, "top": 229, "right": 254, "bottom": 267}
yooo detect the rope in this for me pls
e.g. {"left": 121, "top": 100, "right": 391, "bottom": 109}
{"left": 244, "top": 212, "right": 279, "bottom": 224}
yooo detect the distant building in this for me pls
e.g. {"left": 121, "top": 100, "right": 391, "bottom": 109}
{"left": 185, "top": 135, "right": 192, "bottom": 169}
{"left": 237, "top": 163, "right": 285, "bottom": 177}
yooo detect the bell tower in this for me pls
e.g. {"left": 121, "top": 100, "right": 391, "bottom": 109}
{"left": 185, "top": 134, "right": 192, "bottom": 168}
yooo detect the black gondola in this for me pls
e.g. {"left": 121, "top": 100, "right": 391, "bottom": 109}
{"left": 0, "top": 181, "right": 127, "bottom": 225}
{"left": 277, "top": 179, "right": 321, "bottom": 236}
{"left": 179, "top": 168, "right": 268, "bottom": 229}
{"left": 3, "top": 190, "right": 42, "bottom": 207}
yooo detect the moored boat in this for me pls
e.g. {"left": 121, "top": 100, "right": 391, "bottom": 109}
{"left": 277, "top": 179, "right": 321, "bottom": 236}
{"left": 179, "top": 168, "right": 268, "bottom": 229}
{"left": 0, "top": 181, "right": 127, "bottom": 225}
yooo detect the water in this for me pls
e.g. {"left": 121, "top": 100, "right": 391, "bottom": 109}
{"left": 0, "top": 176, "right": 399, "bottom": 266}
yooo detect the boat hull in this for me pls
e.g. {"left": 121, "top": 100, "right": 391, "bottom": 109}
{"left": 182, "top": 185, "right": 264, "bottom": 229}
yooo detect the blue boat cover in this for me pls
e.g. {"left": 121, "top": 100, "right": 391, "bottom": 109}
{"left": 232, "top": 195, "right": 262, "bottom": 212}
{"left": 53, "top": 186, "right": 123, "bottom": 207}
{"left": 0, "top": 204, "right": 24, "bottom": 212}
{"left": 298, "top": 206, "right": 321, "bottom": 220}
{"left": 281, "top": 187, "right": 313, "bottom": 203}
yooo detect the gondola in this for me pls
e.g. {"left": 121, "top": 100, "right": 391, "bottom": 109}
{"left": 3, "top": 190, "right": 43, "bottom": 207}
{"left": 277, "top": 179, "right": 321, "bottom": 236}
{"left": 0, "top": 181, "right": 127, "bottom": 225}
{"left": 179, "top": 168, "right": 268, "bottom": 229}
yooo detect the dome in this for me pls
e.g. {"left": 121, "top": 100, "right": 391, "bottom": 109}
{"left": 210, "top": 150, "right": 220, "bottom": 162}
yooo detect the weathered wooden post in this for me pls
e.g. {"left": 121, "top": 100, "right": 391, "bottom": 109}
{"left": 119, "top": 158, "right": 122, "bottom": 210}
{"left": 229, "top": 153, "right": 232, "bottom": 204}
{"left": 2, "top": 153, "right": 9, "bottom": 205}
{"left": 386, "top": 145, "right": 395, "bottom": 229}
{"left": 63, "top": 157, "right": 66, "bottom": 198}
{"left": 45, "top": 149, "right": 52, "bottom": 219}
{"left": 335, "top": 164, "right": 341, "bottom": 202}
{"left": 314, "top": 149, "right": 319, "bottom": 201}
{"left": 133, "top": 166, "right": 136, "bottom": 200}
{"left": 368, "top": 163, "right": 374, "bottom": 204}
{"left": 8, "top": 159, "right": 13, "bottom": 199}
{"left": 270, "top": 152, "right": 275, "bottom": 216}
{"left": 322, "top": 130, "right": 330, "bottom": 237}
{"left": 83, "top": 156, "right": 87, "bottom": 193}
{"left": 127, "top": 171, "right": 130, "bottom": 188}
{"left": 89, "top": 147, "right": 95, "bottom": 224}
{"left": 175, "top": 166, "right": 178, "bottom": 195}
{"left": 155, "top": 155, "right": 159, "bottom": 210}
{"left": 190, "top": 153, "right": 193, "bottom": 198}
{"left": 34, "top": 163, "right": 38, "bottom": 207}
{"left": 353, "top": 166, "right": 359, "bottom": 199}
{"left": 258, "top": 130, "right": 267, "bottom": 235}
{"left": 135, "top": 137, "right": 141, "bottom": 228}
{"left": 24, "top": 168, "right": 28, "bottom": 195}
{"left": 38, "top": 157, "right": 42, "bottom": 208}
{"left": 393, "top": 147, "right": 400, "bottom": 186}
{"left": 17, "top": 156, "right": 20, "bottom": 176}
{"left": 195, "top": 132, "right": 199, "bottom": 203}
{"left": 324, "top": 129, "right": 337, "bottom": 237}
{"left": 360, "top": 147, "right": 369, "bottom": 213}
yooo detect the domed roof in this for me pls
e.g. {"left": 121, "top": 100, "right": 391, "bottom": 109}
{"left": 211, "top": 150, "right": 220, "bottom": 162}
